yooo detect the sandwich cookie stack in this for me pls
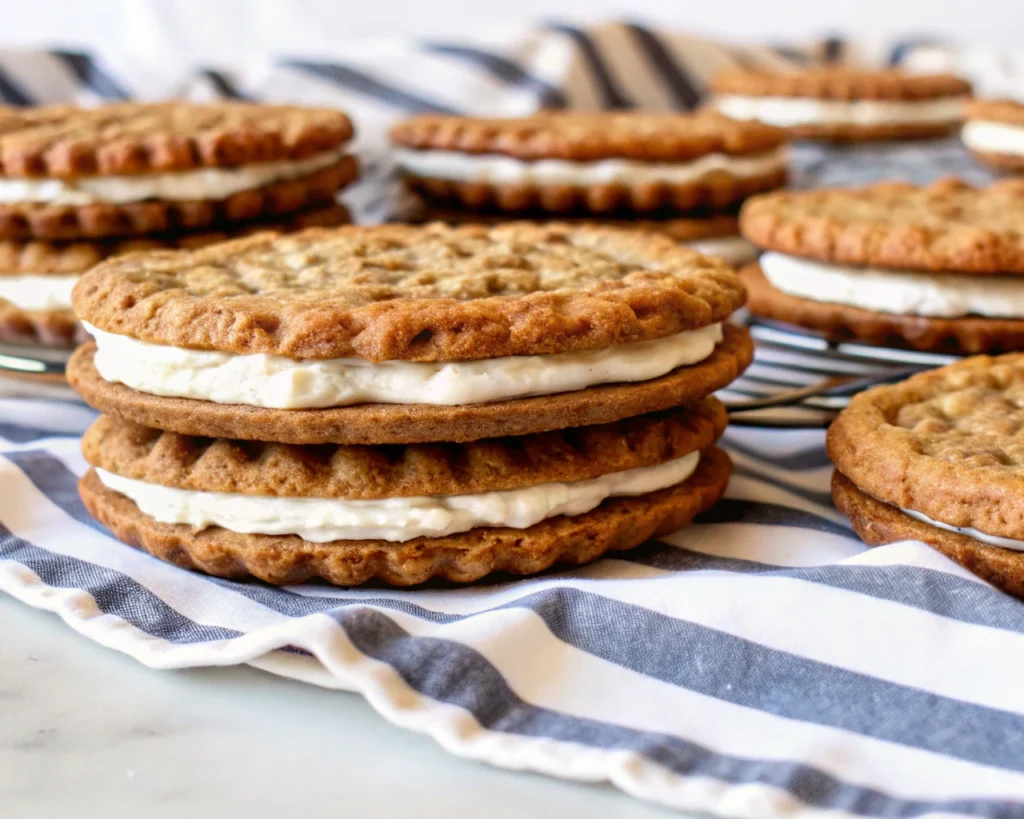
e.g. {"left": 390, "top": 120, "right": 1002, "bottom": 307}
{"left": 962, "top": 100, "right": 1024, "bottom": 172}
{"left": 709, "top": 68, "right": 972, "bottom": 142}
{"left": 0, "top": 102, "right": 357, "bottom": 346}
{"left": 390, "top": 111, "right": 788, "bottom": 266}
{"left": 830, "top": 355, "right": 1024, "bottom": 599}
{"left": 738, "top": 179, "right": 1024, "bottom": 354}
{"left": 67, "top": 222, "right": 753, "bottom": 586}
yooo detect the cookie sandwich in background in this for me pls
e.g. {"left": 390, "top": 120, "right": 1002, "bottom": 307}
{"left": 737, "top": 179, "right": 1024, "bottom": 354}
{"left": 962, "top": 100, "right": 1024, "bottom": 172}
{"left": 0, "top": 101, "right": 358, "bottom": 347}
{"left": 709, "top": 67, "right": 971, "bottom": 142}
{"left": 830, "top": 354, "right": 1024, "bottom": 599}
{"left": 389, "top": 111, "right": 788, "bottom": 215}
{"left": 67, "top": 222, "right": 753, "bottom": 586}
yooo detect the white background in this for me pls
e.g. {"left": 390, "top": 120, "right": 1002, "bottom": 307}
{"left": 1, "top": 0, "right": 1022, "bottom": 65}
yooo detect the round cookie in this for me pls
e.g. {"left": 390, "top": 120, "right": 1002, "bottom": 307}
{"left": 67, "top": 324, "right": 753, "bottom": 444}
{"left": 79, "top": 442, "right": 732, "bottom": 586}
{"left": 828, "top": 353, "right": 1024, "bottom": 597}
{"left": 389, "top": 111, "right": 788, "bottom": 214}
{"left": 402, "top": 205, "right": 758, "bottom": 267}
{"left": 739, "top": 179, "right": 1024, "bottom": 353}
{"left": 74, "top": 221, "right": 746, "bottom": 361}
{"left": 0, "top": 203, "right": 350, "bottom": 348}
{"left": 710, "top": 67, "right": 971, "bottom": 142}
{"left": 0, "top": 102, "right": 357, "bottom": 240}
{"left": 962, "top": 100, "right": 1024, "bottom": 172}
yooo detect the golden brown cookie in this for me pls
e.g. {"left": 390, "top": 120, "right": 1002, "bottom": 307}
{"left": 827, "top": 353, "right": 1024, "bottom": 538}
{"left": 962, "top": 100, "right": 1024, "bottom": 172}
{"left": 0, "top": 102, "right": 356, "bottom": 239}
{"left": 740, "top": 179, "right": 1024, "bottom": 274}
{"left": 832, "top": 471, "right": 1024, "bottom": 600}
{"left": 0, "top": 203, "right": 351, "bottom": 348}
{"left": 79, "top": 445, "right": 732, "bottom": 586}
{"left": 710, "top": 68, "right": 970, "bottom": 142}
{"left": 74, "top": 222, "right": 746, "bottom": 362}
{"left": 390, "top": 111, "right": 787, "bottom": 214}
{"left": 67, "top": 324, "right": 754, "bottom": 445}
{"left": 83, "top": 398, "right": 725, "bottom": 498}
{"left": 739, "top": 262, "right": 1024, "bottom": 354}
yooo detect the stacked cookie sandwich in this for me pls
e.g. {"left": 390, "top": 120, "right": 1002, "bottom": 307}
{"left": 738, "top": 179, "right": 1024, "bottom": 354}
{"left": 709, "top": 67, "right": 971, "bottom": 142}
{"left": 390, "top": 111, "right": 787, "bottom": 265}
{"left": 68, "top": 222, "right": 753, "bottom": 586}
{"left": 829, "top": 355, "right": 1024, "bottom": 599}
{"left": 0, "top": 102, "right": 357, "bottom": 346}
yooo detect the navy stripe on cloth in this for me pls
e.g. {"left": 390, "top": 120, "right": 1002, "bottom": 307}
{"left": 624, "top": 23, "right": 702, "bottom": 109}
{"left": 52, "top": 50, "right": 130, "bottom": 99}
{"left": 284, "top": 59, "right": 461, "bottom": 113}
{"left": 0, "top": 63, "right": 34, "bottom": 105}
{"left": 200, "top": 68, "right": 249, "bottom": 100}
{"left": 422, "top": 43, "right": 568, "bottom": 108}
{"left": 337, "top": 608, "right": 1024, "bottom": 819}
{"left": 545, "top": 23, "right": 632, "bottom": 108}
{"left": 0, "top": 422, "right": 80, "bottom": 444}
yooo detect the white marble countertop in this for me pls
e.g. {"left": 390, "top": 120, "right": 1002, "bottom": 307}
{"left": 0, "top": 593, "right": 684, "bottom": 819}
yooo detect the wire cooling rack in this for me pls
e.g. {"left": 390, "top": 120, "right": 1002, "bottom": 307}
{"left": 0, "top": 325, "right": 957, "bottom": 428}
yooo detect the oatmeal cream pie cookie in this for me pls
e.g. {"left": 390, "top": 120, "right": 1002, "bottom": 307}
{"left": 710, "top": 67, "right": 971, "bottom": 142}
{"left": 962, "top": 100, "right": 1024, "bottom": 172}
{"left": 389, "top": 111, "right": 788, "bottom": 214}
{"left": 829, "top": 354, "right": 1024, "bottom": 599}
{"left": 79, "top": 400, "right": 732, "bottom": 585}
{"left": 68, "top": 222, "right": 753, "bottom": 444}
{"left": 0, "top": 102, "right": 357, "bottom": 240}
{"left": 738, "top": 179, "right": 1024, "bottom": 354}
{"left": 404, "top": 204, "right": 759, "bottom": 267}
{"left": 0, "top": 202, "right": 350, "bottom": 347}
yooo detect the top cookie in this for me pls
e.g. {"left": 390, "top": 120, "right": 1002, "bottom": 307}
{"left": 389, "top": 111, "right": 785, "bottom": 161}
{"left": 710, "top": 68, "right": 971, "bottom": 100}
{"left": 828, "top": 354, "right": 1024, "bottom": 539}
{"left": 964, "top": 99, "right": 1024, "bottom": 125}
{"left": 0, "top": 102, "right": 353, "bottom": 178}
{"left": 740, "top": 179, "right": 1024, "bottom": 274}
{"left": 73, "top": 222, "right": 745, "bottom": 362}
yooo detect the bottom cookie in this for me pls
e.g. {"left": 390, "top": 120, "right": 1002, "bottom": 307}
{"left": 0, "top": 304, "right": 89, "bottom": 347}
{"left": 968, "top": 149, "right": 1024, "bottom": 173}
{"left": 80, "top": 446, "right": 732, "bottom": 586}
{"left": 781, "top": 122, "right": 957, "bottom": 143}
{"left": 740, "top": 263, "right": 1024, "bottom": 354}
{"left": 832, "top": 470, "right": 1024, "bottom": 599}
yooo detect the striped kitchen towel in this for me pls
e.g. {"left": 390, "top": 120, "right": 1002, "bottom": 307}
{"left": 1, "top": 22, "right": 1023, "bottom": 818}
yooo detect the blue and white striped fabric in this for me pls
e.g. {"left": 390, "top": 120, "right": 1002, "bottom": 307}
{"left": 1, "top": 23, "right": 1023, "bottom": 818}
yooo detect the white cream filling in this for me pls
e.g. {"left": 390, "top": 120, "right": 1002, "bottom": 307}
{"left": 760, "top": 252, "right": 1024, "bottom": 319}
{"left": 95, "top": 450, "right": 700, "bottom": 543}
{"left": 684, "top": 236, "right": 758, "bottom": 267}
{"left": 85, "top": 321, "right": 723, "bottom": 409}
{"left": 962, "top": 119, "right": 1024, "bottom": 157}
{"left": 899, "top": 505, "right": 1024, "bottom": 552}
{"left": 0, "top": 274, "right": 79, "bottom": 310}
{"left": 392, "top": 146, "right": 787, "bottom": 186}
{"left": 713, "top": 95, "right": 966, "bottom": 128}
{"left": 0, "top": 149, "right": 346, "bottom": 205}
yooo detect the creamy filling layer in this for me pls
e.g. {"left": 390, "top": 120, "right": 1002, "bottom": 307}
{"left": 962, "top": 119, "right": 1024, "bottom": 157}
{"left": 684, "top": 236, "right": 758, "bottom": 267}
{"left": 0, "top": 274, "right": 79, "bottom": 310}
{"left": 392, "top": 146, "right": 788, "bottom": 186}
{"left": 713, "top": 95, "right": 967, "bottom": 128}
{"left": 95, "top": 450, "right": 700, "bottom": 543}
{"left": 85, "top": 322, "right": 723, "bottom": 409}
{"left": 760, "top": 252, "right": 1024, "bottom": 319}
{"left": 897, "top": 504, "right": 1024, "bottom": 552}
{"left": 0, "top": 149, "right": 347, "bottom": 205}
